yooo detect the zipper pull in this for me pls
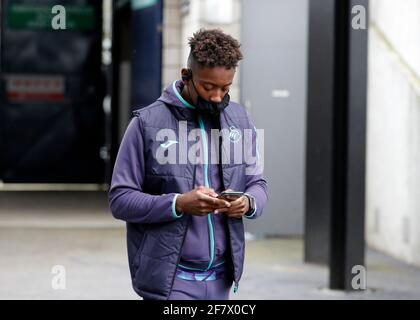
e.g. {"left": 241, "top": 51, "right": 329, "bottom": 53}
{"left": 233, "top": 282, "right": 239, "bottom": 293}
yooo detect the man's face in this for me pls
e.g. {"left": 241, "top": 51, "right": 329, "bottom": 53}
{"left": 182, "top": 66, "right": 235, "bottom": 105}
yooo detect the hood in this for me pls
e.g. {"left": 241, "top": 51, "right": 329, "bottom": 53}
{"left": 158, "top": 80, "right": 192, "bottom": 108}
{"left": 157, "top": 80, "right": 197, "bottom": 121}
{"left": 158, "top": 80, "right": 233, "bottom": 121}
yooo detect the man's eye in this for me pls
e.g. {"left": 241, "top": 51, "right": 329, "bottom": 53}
{"left": 203, "top": 86, "right": 213, "bottom": 91}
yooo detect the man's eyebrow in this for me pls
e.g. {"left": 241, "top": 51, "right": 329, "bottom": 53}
{"left": 202, "top": 81, "right": 233, "bottom": 87}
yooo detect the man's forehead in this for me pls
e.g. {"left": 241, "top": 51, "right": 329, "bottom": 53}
{"left": 194, "top": 66, "right": 235, "bottom": 85}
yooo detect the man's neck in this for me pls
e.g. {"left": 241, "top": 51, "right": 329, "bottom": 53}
{"left": 180, "top": 82, "right": 195, "bottom": 107}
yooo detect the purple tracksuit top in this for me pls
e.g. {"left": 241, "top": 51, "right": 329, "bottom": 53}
{"left": 110, "top": 80, "right": 267, "bottom": 272}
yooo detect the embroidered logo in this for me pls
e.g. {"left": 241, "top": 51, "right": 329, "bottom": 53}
{"left": 229, "top": 126, "right": 241, "bottom": 143}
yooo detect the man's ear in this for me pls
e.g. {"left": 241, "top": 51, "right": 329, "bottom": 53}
{"left": 181, "top": 68, "right": 191, "bottom": 83}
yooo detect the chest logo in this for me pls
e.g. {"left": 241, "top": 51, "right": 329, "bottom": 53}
{"left": 229, "top": 126, "right": 241, "bottom": 143}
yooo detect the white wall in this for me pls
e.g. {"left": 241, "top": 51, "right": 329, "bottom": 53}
{"left": 366, "top": 0, "right": 420, "bottom": 266}
{"left": 162, "top": 0, "right": 242, "bottom": 101}
{"left": 162, "top": 0, "right": 184, "bottom": 90}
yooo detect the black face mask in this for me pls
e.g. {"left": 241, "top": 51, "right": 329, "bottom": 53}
{"left": 190, "top": 75, "right": 230, "bottom": 117}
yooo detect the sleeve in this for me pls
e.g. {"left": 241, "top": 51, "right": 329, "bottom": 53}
{"left": 108, "top": 116, "right": 184, "bottom": 224}
{"left": 243, "top": 111, "right": 268, "bottom": 220}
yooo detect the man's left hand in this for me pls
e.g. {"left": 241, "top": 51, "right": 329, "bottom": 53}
{"left": 216, "top": 194, "right": 249, "bottom": 219}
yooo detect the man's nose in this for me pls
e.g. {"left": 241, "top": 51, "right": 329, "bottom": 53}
{"left": 209, "top": 92, "right": 223, "bottom": 103}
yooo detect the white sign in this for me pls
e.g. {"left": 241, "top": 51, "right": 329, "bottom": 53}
{"left": 204, "top": 0, "right": 233, "bottom": 24}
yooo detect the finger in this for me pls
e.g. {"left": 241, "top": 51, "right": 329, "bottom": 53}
{"left": 216, "top": 199, "right": 232, "bottom": 208}
{"left": 198, "top": 193, "right": 217, "bottom": 204}
{"left": 229, "top": 197, "right": 241, "bottom": 202}
{"left": 198, "top": 203, "right": 215, "bottom": 212}
{"left": 198, "top": 187, "right": 218, "bottom": 198}
{"left": 227, "top": 207, "right": 246, "bottom": 215}
{"left": 204, "top": 191, "right": 219, "bottom": 198}
{"left": 197, "top": 192, "right": 215, "bottom": 203}
{"left": 229, "top": 196, "right": 246, "bottom": 206}
{"left": 200, "top": 195, "right": 231, "bottom": 207}
{"left": 225, "top": 202, "right": 244, "bottom": 211}
{"left": 213, "top": 207, "right": 230, "bottom": 214}
{"left": 199, "top": 203, "right": 214, "bottom": 210}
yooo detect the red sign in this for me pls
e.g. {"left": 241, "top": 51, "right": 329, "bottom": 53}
{"left": 6, "top": 75, "right": 65, "bottom": 102}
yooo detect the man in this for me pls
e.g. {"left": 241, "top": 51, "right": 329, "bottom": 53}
{"left": 109, "top": 29, "right": 268, "bottom": 300}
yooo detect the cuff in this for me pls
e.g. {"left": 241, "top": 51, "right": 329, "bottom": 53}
{"left": 244, "top": 207, "right": 257, "bottom": 219}
{"left": 244, "top": 195, "right": 257, "bottom": 219}
{"left": 171, "top": 193, "right": 184, "bottom": 219}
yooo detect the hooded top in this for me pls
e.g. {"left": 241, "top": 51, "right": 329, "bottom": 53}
{"left": 108, "top": 80, "right": 268, "bottom": 299}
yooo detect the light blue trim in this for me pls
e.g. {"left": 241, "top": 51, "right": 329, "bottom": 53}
{"left": 233, "top": 282, "right": 239, "bottom": 293}
{"left": 212, "top": 260, "right": 226, "bottom": 268}
{"left": 176, "top": 115, "right": 219, "bottom": 272}
{"left": 244, "top": 201, "right": 257, "bottom": 219}
{"left": 172, "top": 88, "right": 217, "bottom": 273}
{"left": 198, "top": 115, "right": 215, "bottom": 271}
{"left": 176, "top": 270, "right": 217, "bottom": 281}
{"left": 178, "top": 260, "right": 225, "bottom": 272}
{"left": 198, "top": 117, "right": 209, "bottom": 186}
{"left": 207, "top": 215, "right": 215, "bottom": 270}
{"left": 172, "top": 194, "right": 184, "bottom": 219}
{"left": 178, "top": 264, "right": 208, "bottom": 272}
{"left": 172, "top": 81, "right": 195, "bottom": 109}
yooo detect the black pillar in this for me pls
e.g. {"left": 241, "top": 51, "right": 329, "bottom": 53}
{"left": 305, "top": 0, "right": 368, "bottom": 290}
{"left": 110, "top": 0, "right": 131, "bottom": 175}
{"left": 304, "top": 0, "right": 336, "bottom": 265}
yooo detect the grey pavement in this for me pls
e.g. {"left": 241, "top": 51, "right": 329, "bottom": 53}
{"left": 1, "top": 191, "right": 420, "bottom": 300}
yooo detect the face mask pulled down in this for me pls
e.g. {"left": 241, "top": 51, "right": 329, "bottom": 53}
{"left": 189, "top": 75, "right": 230, "bottom": 117}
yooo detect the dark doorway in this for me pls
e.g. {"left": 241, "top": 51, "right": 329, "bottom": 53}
{"left": 0, "top": 0, "right": 106, "bottom": 183}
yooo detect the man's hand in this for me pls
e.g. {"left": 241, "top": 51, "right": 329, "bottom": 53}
{"left": 220, "top": 189, "right": 250, "bottom": 219}
{"left": 176, "top": 186, "right": 231, "bottom": 216}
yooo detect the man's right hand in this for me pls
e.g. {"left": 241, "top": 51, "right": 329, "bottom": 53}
{"left": 175, "top": 186, "right": 231, "bottom": 216}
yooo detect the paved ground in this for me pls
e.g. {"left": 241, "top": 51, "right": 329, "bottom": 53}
{"left": 1, "top": 191, "right": 420, "bottom": 300}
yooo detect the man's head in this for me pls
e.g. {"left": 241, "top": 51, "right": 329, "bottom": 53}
{"left": 181, "top": 29, "right": 243, "bottom": 108}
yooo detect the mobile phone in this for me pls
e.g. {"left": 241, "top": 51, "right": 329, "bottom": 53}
{"left": 217, "top": 191, "right": 244, "bottom": 199}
